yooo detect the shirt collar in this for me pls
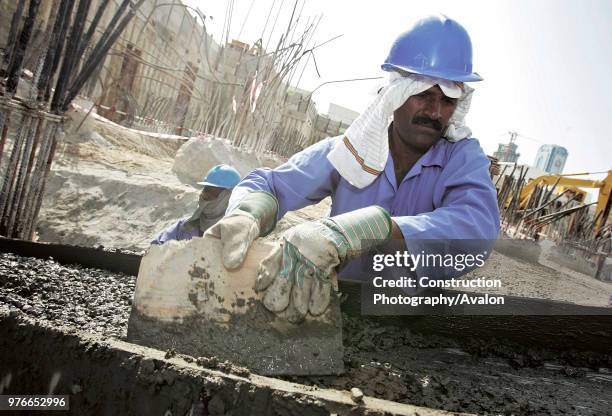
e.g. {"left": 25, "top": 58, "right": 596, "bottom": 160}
{"left": 419, "top": 139, "right": 448, "bottom": 168}
{"left": 384, "top": 139, "right": 449, "bottom": 185}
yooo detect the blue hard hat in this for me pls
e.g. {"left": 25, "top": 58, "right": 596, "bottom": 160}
{"left": 197, "top": 164, "right": 241, "bottom": 189}
{"left": 382, "top": 15, "right": 483, "bottom": 82}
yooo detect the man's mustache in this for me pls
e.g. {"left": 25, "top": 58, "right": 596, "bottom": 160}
{"left": 412, "top": 116, "right": 443, "bottom": 132}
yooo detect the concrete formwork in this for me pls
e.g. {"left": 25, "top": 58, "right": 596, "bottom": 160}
{"left": 0, "top": 307, "right": 461, "bottom": 416}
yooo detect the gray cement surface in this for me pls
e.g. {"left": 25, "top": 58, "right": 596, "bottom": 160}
{"left": 1, "top": 252, "right": 611, "bottom": 415}
{"left": 3, "top": 309, "right": 457, "bottom": 416}
{"left": 0, "top": 252, "right": 135, "bottom": 338}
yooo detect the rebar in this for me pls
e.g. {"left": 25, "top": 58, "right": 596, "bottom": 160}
{"left": 2, "top": 0, "right": 27, "bottom": 68}
{"left": 76, "top": 0, "right": 111, "bottom": 61}
{"left": 0, "top": 0, "right": 142, "bottom": 239}
{"left": 64, "top": 0, "right": 146, "bottom": 110}
{"left": 41, "top": 0, "right": 75, "bottom": 103}
{"left": 21, "top": 121, "right": 59, "bottom": 239}
{"left": 50, "top": 0, "right": 93, "bottom": 112}
{"left": 5, "top": 0, "right": 42, "bottom": 95}
{"left": 5, "top": 116, "right": 42, "bottom": 236}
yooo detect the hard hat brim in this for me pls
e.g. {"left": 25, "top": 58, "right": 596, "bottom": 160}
{"left": 382, "top": 63, "right": 483, "bottom": 82}
{"left": 196, "top": 181, "right": 232, "bottom": 189}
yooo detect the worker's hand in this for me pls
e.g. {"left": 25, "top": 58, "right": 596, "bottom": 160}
{"left": 205, "top": 191, "right": 278, "bottom": 270}
{"left": 255, "top": 206, "right": 392, "bottom": 323}
{"left": 205, "top": 214, "right": 260, "bottom": 269}
{"left": 255, "top": 223, "right": 340, "bottom": 323}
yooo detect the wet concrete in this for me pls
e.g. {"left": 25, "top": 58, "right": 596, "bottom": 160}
{"left": 127, "top": 302, "right": 345, "bottom": 376}
{"left": 1, "top": 252, "right": 611, "bottom": 415}
{"left": 290, "top": 316, "right": 612, "bottom": 415}
{"left": 0, "top": 252, "right": 135, "bottom": 338}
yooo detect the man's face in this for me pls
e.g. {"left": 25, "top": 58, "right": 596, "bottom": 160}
{"left": 392, "top": 85, "right": 459, "bottom": 153}
{"left": 200, "top": 186, "right": 224, "bottom": 201}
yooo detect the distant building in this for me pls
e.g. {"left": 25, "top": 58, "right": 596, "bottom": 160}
{"left": 327, "top": 103, "right": 359, "bottom": 126}
{"left": 279, "top": 89, "right": 359, "bottom": 154}
{"left": 493, "top": 142, "right": 520, "bottom": 163}
{"left": 533, "top": 145, "right": 568, "bottom": 174}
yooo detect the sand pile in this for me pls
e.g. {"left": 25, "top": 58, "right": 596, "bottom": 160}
{"left": 35, "top": 103, "right": 324, "bottom": 251}
{"left": 172, "top": 136, "right": 285, "bottom": 186}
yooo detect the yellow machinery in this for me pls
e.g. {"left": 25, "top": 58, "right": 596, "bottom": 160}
{"left": 518, "top": 170, "right": 612, "bottom": 232}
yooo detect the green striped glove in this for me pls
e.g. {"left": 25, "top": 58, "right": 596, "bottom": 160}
{"left": 255, "top": 206, "right": 391, "bottom": 323}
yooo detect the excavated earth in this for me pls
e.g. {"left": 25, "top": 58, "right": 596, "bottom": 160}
{"left": 1, "top": 252, "right": 611, "bottom": 415}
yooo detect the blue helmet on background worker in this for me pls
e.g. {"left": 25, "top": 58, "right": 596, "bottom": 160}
{"left": 382, "top": 15, "right": 482, "bottom": 82}
{"left": 197, "top": 164, "right": 241, "bottom": 189}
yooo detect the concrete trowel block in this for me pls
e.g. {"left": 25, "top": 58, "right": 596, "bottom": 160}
{"left": 127, "top": 236, "right": 344, "bottom": 376}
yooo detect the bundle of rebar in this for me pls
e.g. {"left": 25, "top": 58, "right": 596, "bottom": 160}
{"left": 0, "top": 0, "right": 143, "bottom": 239}
{"left": 495, "top": 168, "right": 608, "bottom": 252}
{"left": 87, "top": 0, "right": 337, "bottom": 158}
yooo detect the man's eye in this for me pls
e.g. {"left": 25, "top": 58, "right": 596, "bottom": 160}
{"left": 444, "top": 97, "right": 458, "bottom": 105}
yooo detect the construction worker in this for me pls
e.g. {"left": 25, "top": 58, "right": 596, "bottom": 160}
{"left": 152, "top": 164, "right": 240, "bottom": 245}
{"left": 207, "top": 15, "right": 501, "bottom": 322}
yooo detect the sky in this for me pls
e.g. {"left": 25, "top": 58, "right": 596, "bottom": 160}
{"left": 183, "top": 0, "right": 611, "bottom": 177}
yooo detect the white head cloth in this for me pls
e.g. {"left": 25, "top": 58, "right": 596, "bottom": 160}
{"left": 326, "top": 72, "right": 474, "bottom": 189}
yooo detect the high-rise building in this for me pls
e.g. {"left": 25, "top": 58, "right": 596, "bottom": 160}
{"left": 493, "top": 142, "right": 520, "bottom": 163}
{"left": 493, "top": 132, "right": 520, "bottom": 163}
{"left": 533, "top": 145, "right": 568, "bottom": 174}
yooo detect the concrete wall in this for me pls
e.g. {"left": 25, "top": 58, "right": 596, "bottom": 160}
{"left": 328, "top": 103, "right": 359, "bottom": 126}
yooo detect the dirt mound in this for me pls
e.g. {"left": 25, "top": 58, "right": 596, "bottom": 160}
{"left": 38, "top": 167, "right": 198, "bottom": 250}
{"left": 36, "top": 104, "right": 328, "bottom": 251}
{"left": 172, "top": 136, "right": 285, "bottom": 186}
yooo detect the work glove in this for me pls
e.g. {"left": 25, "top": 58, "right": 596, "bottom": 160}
{"left": 205, "top": 191, "right": 278, "bottom": 270}
{"left": 255, "top": 206, "right": 392, "bottom": 323}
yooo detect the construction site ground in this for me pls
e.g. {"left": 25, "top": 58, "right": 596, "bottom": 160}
{"left": 2, "top": 106, "right": 610, "bottom": 414}
{"left": 1, "top": 251, "right": 611, "bottom": 415}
